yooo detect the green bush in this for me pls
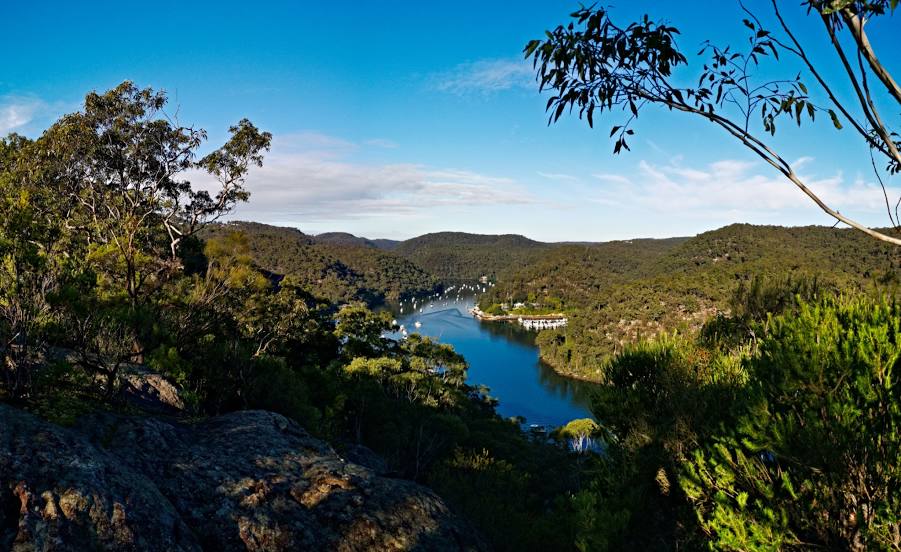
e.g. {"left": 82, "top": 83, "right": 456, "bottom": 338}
{"left": 682, "top": 297, "right": 901, "bottom": 550}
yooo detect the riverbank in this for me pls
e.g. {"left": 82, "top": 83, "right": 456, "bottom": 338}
{"left": 469, "top": 306, "right": 567, "bottom": 322}
{"left": 538, "top": 351, "right": 605, "bottom": 383}
{"left": 469, "top": 306, "right": 603, "bottom": 383}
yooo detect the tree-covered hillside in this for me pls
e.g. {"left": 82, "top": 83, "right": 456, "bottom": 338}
{"left": 392, "top": 231, "right": 551, "bottom": 281}
{"left": 202, "top": 222, "right": 439, "bottom": 305}
{"left": 0, "top": 85, "right": 587, "bottom": 551}
{"left": 313, "top": 231, "right": 380, "bottom": 249}
{"left": 479, "top": 237, "right": 687, "bottom": 312}
{"left": 482, "top": 224, "right": 901, "bottom": 380}
{"left": 309, "top": 231, "right": 401, "bottom": 251}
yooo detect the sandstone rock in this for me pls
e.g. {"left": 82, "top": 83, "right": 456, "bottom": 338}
{"left": 1, "top": 405, "right": 487, "bottom": 551}
{"left": 0, "top": 404, "right": 199, "bottom": 551}
{"left": 339, "top": 442, "right": 390, "bottom": 475}
{"left": 118, "top": 367, "right": 185, "bottom": 415}
{"left": 45, "top": 348, "right": 185, "bottom": 415}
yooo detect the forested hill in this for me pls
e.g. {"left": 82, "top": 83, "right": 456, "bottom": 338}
{"left": 312, "top": 232, "right": 380, "bottom": 248}
{"left": 201, "top": 221, "right": 439, "bottom": 305}
{"left": 391, "top": 231, "right": 551, "bottom": 281}
{"left": 481, "top": 223, "right": 901, "bottom": 380}
{"left": 311, "top": 231, "right": 406, "bottom": 250}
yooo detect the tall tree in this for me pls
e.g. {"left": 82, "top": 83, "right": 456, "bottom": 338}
{"left": 44, "top": 82, "right": 271, "bottom": 308}
{"left": 2, "top": 82, "right": 271, "bottom": 396}
{"left": 0, "top": 134, "right": 73, "bottom": 398}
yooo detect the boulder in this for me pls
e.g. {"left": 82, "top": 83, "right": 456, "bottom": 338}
{"left": 0, "top": 404, "right": 198, "bottom": 551}
{"left": 1, "top": 405, "right": 487, "bottom": 551}
{"left": 118, "top": 367, "right": 185, "bottom": 415}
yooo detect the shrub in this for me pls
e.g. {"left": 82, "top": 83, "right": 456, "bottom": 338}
{"left": 682, "top": 297, "right": 901, "bottom": 550}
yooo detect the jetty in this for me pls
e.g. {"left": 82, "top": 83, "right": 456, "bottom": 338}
{"left": 470, "top": 306, "right": 567, "bottom": 330}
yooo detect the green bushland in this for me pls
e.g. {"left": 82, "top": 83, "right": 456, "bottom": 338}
{"left": 566, "top": 286, "right": 901, "bottom": 550}
{"left": 6, "top": 82, "right": 901, "bottom": 551}
{"left": 484, "top": 224, "right": 901, "bottom": 381}
{"left": 201, "top": 221, "right": 440, "bottom": 306}
{"left": 392, "top": 231, "right": 551, "bottom": 281}
{"left": 0, "top": 83, "right": 583, "bottom": 552}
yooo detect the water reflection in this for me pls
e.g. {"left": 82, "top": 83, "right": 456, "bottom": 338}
{"left": 389, "top": 293, "right": 597, "bottom": 427}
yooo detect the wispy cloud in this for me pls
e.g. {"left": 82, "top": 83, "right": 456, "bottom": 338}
{"left": 587, "top": 157, "right": 893, "bottom": 222}
{"left": 0, "top": 97, "right": 44, "bottom": 135}
{"left": 537, "top": 171, "right": 579, "bottom": 182}
{"left": 592, "top": 173, "right": 632, "bottom": 185}
{"left": 428, "top": 58, "right": 533, "bottom": 95}
{"left": 191, "top": 132, "right": 534, "bottom": 222}
{"left": 364, "top": 138, "right": 399, "bottom": 149}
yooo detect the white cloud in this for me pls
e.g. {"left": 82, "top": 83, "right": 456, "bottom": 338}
{"left": 792, "top": 156, "right": 815, "bottom": 170}
{"left": 364, "top": 138, "right": 399, "bottom": 149}
{"left": 537, "top": 171, "right": 579, "bottom": 182}
{"left": 0, "top": 97, "right": 44, "bottom": 135}
{"left": 428, "top": 58, "right": 533, "bottom": 95}
{"left": 277, "top": 131, "right": 356, "bottom": 155}
{"left": 592, "top": 173, "right": 633, "bottom": 185}
{"left": 588, "top": 157, "right": 894, "bottom": 222}
{"left": 191, "top": 132, "right": 534, "bottom": 223}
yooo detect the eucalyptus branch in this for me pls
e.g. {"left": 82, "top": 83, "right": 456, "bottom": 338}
{"left": 527, "top": 3, "right": 901, "bottom": 246}
{"left": 820, "top": 11, "right": 901, "bottom": 169}
{"left": 840, "top": 8, "right": 901, "bottom": 105}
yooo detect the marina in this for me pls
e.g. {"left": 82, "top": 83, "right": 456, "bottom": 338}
{"left": 390, "top": 293, "right": 593, "bottom": 428}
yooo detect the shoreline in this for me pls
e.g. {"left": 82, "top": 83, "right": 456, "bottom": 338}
{"left": 469, "top": 306, "right": 567, "bottom": 322}
{"left": 538, "top": 352, "right": 605, "bottom": 384}
{"left": 469, "top": 306, "right": 604, "bottom": 384}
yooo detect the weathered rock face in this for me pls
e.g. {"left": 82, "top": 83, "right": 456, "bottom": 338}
{"left": 0, "top": 404, "right": 198, "bottom": 552}
{"left": 118, "top": 367, "right": 185, "bottom": 415}
{"left": 0, "top": 405, "right": 487, "bottom": 551}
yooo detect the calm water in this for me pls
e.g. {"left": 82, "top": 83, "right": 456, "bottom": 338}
{"left": 393, "top": 294, "right": 596, "bottom": 427}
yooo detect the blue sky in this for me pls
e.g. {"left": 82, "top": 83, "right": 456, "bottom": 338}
{"left": 2, "top": 1, "right": 899, "bottom": 241}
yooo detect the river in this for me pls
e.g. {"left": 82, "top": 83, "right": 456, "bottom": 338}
{"left": 392, "top": 293, "right": 596, "bottom": 427}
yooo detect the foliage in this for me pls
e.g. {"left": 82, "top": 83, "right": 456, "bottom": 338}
{"left": 0, "top": 84, "right": 592, "bottom": 552}
{"left": 525, "top": 2, "right": 901, "bottom": 244}
{"left": 682, "top": 297, "right": 901, "bottom": 550}
{"left": 571, "top": 334, "right": 749, "bottom": 548}
{"left": 487, "top": 224, "right": 900, "bottom": 380}
{"left": 202, "top": 221, "right": 439, "bottom": 305}
{"left": 392, "top": 231, "right": 550, "bottom": 281}
{"left": 554, "top": 418, "right": 601, "bottom": 451}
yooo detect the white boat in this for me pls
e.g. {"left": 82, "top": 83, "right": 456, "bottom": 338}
{"left": 414, "top": 321, "right": 422, "bottom": 329}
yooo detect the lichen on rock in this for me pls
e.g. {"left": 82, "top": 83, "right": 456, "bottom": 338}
{"left": 0, "top": 405, "right": 487, "bottom": 551}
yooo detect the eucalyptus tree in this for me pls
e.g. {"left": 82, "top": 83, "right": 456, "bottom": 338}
{"left": 526, "top": 0, "right": 901, "bottom": 245}
{"left": 0, "top": 134, "right": 73, "bottom": 398}
{"left": 22, "top": 82, "right": 271, "bottom": 395}
{"left": 45, "top": 81, "right": 271, "bottom": 309}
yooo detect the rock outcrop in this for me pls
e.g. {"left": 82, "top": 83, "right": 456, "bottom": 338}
{"left": 0, "top": 404, "right": 486, "bottom": 551}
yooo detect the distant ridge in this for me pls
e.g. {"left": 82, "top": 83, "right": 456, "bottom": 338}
{"left": 313, "top": 232, "right": 379, "bottom": 249}
{"left": 311, "top": 232, "right": 401, "bottom": 251}
{"left": 392, "top": 232, "right": 549, "bottom": 281}
{"left": 398, "top": 231, "right": 544, "bottom": 248}
{"left": 371, "top": 238, "right": 401, "bottom": 250}
{"left": 308, "top": 230, "right": 552, "bottom": 281}
{"left": 200, "top": 222, "right": 438, "bottom": 305}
